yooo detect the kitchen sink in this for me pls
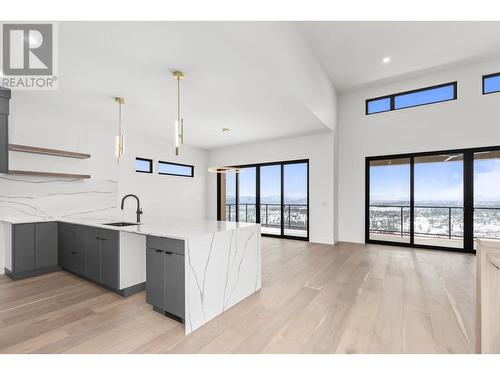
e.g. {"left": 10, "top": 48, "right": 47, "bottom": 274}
{"left": 103, "top": 222, "right": 140, "bottom": 227}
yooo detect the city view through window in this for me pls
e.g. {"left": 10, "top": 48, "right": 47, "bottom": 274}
{"left": 369, "top": 150, "right": 500, "bottom": 249}
{"left": 223, "top": 161, "right": 308, "bottom": 238}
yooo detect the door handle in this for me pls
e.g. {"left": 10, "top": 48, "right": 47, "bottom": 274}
{"left": 71, "top": 251, "right": 76, "bottom": 255}
{"left": 155, "top": 249, "right": 163, "bottom": 253}
{"left": 165, "top": 251, "right": 173, "bottom": 255}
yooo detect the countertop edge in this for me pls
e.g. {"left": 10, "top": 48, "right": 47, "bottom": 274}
{"left": 0, "top": 218, "right": 260, "bottom": 241}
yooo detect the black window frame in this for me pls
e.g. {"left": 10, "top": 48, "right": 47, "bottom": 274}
{"left": 365, "top": 144, "right": 500, "bottom": 254}
{"left": 135, "top": 157, "right": 153, "bottom": 174}
{"left": 216, "top": 159, "right": 309, "bottom": 242}
{"left": 158, "top": 160, "right": 194, "bottom": 178}
{"left": 482, "top": 72, "right": 500, "bottom": 95}
{"left": 366, "top": 81, "right": 458, "bottom": 115}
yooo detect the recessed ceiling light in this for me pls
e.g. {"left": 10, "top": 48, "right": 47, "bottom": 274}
{"left": 382, "top": 56, "right": 391, "bottom": 64}
{"left": 222, "top": 128, "right": 230, "bottom": 133}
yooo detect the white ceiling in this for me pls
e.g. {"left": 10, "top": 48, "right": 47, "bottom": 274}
{"left": 16, "top": 22, "right": 500, "bottom": 150}
{"left": 40, "top": 21, "right": 335, "bottom": 150}
{"left": 297, "top": 21, "right": 500, "bottom": 92}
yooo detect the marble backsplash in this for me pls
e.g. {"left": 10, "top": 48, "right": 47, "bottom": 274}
{"left": 0, "top": 174, "right": 119, "bottom": 222}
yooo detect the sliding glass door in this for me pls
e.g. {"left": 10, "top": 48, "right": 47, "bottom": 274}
{"left": 414, "top": 154, "right": 464, "bottom": 249}
{"left": 218, "top": 159, "right": 309, "bottom": 240}
{"left": 238, "top": 167, "right": 257, "bottom": 223}
{"left": 369, "top": 158, "right": 411, "bottom": 244}
{"left": 260, "top": 164, "right": 282, "bottom": 234}
{"left": 367, "top": 146, "right": 500, "bottom": 253}
{"left": 284, "top": 162, "right": 308, "bottom": 238}
{"left": 225, "top": 172, "right": 236, "bottom": 222}
{"left": 474, "top": 150, "right": 500, "bottom": 246}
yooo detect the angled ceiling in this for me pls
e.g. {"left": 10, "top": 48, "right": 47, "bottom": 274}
{"left": 12, "top": 21, "right": 500, "bottom": 150}
{"left": 14, "top": 21, "right": 335, "bottom": 150}
{"left": 297, "top": 21, "right": 500, "bottom": 92}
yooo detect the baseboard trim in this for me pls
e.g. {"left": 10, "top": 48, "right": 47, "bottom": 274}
{"left": 61, "top": 268, "right": 145, "bottom": 298}
{"left": 118, "top": 282, "right": 146, "bottom": 297}
{"left": 152, "top": 305, "right": 184, "bottom": 324}
{"left": 5, "top": 265, "right": 62, "bottom": 280}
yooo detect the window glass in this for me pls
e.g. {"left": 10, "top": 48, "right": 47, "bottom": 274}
{"left": 136, "top": 158, "right": 152, "bottom": 173}
{"left": 158, "top": 162, "right": 193, "bottom": 177}
{"left": 367, "top": 97, "right": 391, "bottom": 114}
{"left": 394, "top": 84, "right": 455, "bottom": 109}
{"left": 366, "top": 82, "right": 456, "bottom": 115}
{"left": 483, "top": 74, "right": 500, "bottom": 94}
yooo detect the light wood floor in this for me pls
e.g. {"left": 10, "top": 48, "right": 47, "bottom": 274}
{"left": 0, "top": 238, "right": 476, "bottom": 354}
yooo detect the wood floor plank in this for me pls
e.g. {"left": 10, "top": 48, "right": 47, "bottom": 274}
{"left": 0, "top": 238, "right": 476, "bottom": 354}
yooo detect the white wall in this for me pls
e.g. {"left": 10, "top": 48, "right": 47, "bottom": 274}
{"left": 338, "top": 58, "right": 500, "bottom": 243}
{"left": 2, "top": 90, "right": 209, "bottom": 225}
{"left": 207, "top": 132, "right": 335, "bottom": 244}
{"left": 0, "top": 91, "right": 210, "bottom": 274}
{"left": 2, "top": 91, "right": 120, "bottom": 223}
{"left": 118, "top": 132, "right": 208, "bottom": 223}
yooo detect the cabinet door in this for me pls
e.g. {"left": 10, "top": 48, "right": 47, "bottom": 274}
{"left": 35, "top": 222, "right": 58, "bottom": 269}
{"left": 84, "top": 233, "right": 101, "bottom": 282}
{"left": 58, "top": 224, "right": 72, "bottom": 269}
{"left": 146, "top": 248, "right": 165, "bottom": 310}
{"left": 65, "top": 227, "right": 84, "bottom": 274}
{"left": 100, "top": 237, "right": 118, "bottom": 289}
{"left": 13, "top": 224, "right": 35, "bottom": 273}
{"left": 0, "top": 113, "right": 7, "bottom": 174}
{"left": 164, "top": 252, "right": 185, "bottom": 319}
{"left": 59, "top": 224, "right": 78, "bottom": 271}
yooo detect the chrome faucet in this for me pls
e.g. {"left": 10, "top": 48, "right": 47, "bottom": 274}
{"left": 121, "top": 194, "right": 143, "bottom": 223}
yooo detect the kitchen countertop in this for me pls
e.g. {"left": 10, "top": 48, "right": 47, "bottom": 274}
{"left": 0, "top": 215, "right": 259, "bottom": 241}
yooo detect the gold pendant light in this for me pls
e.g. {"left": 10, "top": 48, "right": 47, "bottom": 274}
{"left": 114, "top": 97, "right": 125, "bottom": 163}
{"left": 173, "top": 71, "right": 184, "bottom": 156}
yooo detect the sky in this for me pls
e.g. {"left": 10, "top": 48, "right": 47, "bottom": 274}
{"left": 370, "top": 158, "right": 500, "bottom": 205}
{"left": 225, "top": 163, "right": 308, "bottom": 204}
{"left": 368, "top": 84, "right": 455, "bottom": 114}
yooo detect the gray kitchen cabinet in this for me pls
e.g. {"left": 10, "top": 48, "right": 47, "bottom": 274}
{"left": 164, "top": 252, "right": 185, "bottom": 319}
{"left": 99, "top": 230, "right": 119, "bottom": 290}
{"left": 35, "top": 222, "right": 58, "bottom": 269}
{"left": 146, "top": 236, "right": 185, "bottom": 322}
{"left": 9, "top": 222, "right": 59, "bottom": 279}
{"left": 13, "top": 224, "right": 35, "bottom": 273}
{"left": 83, "top": 232, "right": 101, "bottom": 282}
{"left": 146, "top": 248, "right": 166, "bottom": 310}
{"left": 0, "top": 89, "right": 10, "bottom": 174}
{"left": 58, "top": 224, "right": 119, "bottom": 290}
{"left": 58, "top": 223, "right": 75, "bottom": 271}
{"left": 58, "top": 223, "right": 84, "bottom": 274}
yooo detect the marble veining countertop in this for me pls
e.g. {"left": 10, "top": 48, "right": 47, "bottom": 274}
{"left": 0, "top": 215, "right": 259, "bottom": 241}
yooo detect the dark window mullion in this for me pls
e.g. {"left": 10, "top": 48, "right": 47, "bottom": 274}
{"left": 235, "top": 170, "right": 239, "bottom": 222}
{"left": 366, "top": 81, "right": 457, "bottom": 115}
{"left": 280, "top": 163, "right": 284, "bottom": 237}
{"left": 410, "top": 157, "right": 415, "bottom": 245}
{"left": 217, "top": 173, "right": 221, "bottom": 220}
{"left": 365, "top": 158, "right": 370, "bottom": 243}
{"left": 464, "top": 152, "right": 474, "bottom": 251}
{"left": 256, "top": 166, "right": 261, "bottom": 224}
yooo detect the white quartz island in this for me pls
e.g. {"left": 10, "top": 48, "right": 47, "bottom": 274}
{"left": 0, "top": 216, "right": 261, "bottom": 334}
